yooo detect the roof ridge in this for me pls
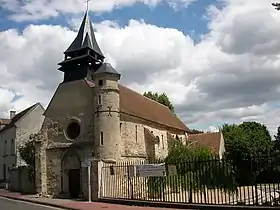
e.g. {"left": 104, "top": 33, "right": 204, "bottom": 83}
{"left": 0, "top": 102, "right": 41, "bottom": 133}
{"left": 189, "top": 131, "right": 221, "bottom": 136}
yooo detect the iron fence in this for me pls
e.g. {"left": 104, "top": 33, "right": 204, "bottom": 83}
{"left": 100, "top": 153, "right": 280, "bottom": 206}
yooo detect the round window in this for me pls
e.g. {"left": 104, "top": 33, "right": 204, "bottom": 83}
{"left": 66, "top": 121, "right": 81, "bottom": 140}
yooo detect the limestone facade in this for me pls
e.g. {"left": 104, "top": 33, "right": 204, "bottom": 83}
{"left": 34, "top": 76, "right": 189, "bottom": 199}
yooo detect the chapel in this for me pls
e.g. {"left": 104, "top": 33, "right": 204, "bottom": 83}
{"left": 34, "top": 10, "right": 223, "bottom": 199}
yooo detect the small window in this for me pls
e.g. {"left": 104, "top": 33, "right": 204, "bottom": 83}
{"left": 162, "top": 135, "right": 164, "bottom": 149}
{"left": 135, "top": 125, "right": 138, "bottom": 142}
{"left": 91, "top": 74, "right": 94, "bottom": 80}
{"left": 120, "top": 123, "right": 122, "bottom": 131}
{"left": 100, "top": 132, "right": 104, "bottom": 146}
{"left": 4, "top": 141, "right": 7, "bottom": 156}
{"left": 11, "top": 139, "right": 14, "bottom": 155}
{"left": 156, "top": 136, "right": 160, "bottom": 146}
{"left": 98, "top": 95, "right": 102, "bottom": 105}
{"left": 98, "top": 80, "right": 103, "bottom": 86}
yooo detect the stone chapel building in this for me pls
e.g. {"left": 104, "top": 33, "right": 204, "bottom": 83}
{"left": 34, "top": 11, "right": 224, "bottom": 199}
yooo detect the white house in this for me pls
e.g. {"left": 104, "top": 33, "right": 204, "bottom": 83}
{"left": 0, "top": 103, "right": 45, "bottom": 181}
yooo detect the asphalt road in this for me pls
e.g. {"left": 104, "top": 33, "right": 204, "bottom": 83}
{"left": 0, "top": 196, "right": 63, "bottom": 210}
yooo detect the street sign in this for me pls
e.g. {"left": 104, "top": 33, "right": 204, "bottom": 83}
{"left": 136, "top": 163, "right": 166, "bottom": 177}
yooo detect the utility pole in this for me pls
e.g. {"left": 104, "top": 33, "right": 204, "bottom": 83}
{"left": 272, "top": 2, "right": 280, "bottom": 10}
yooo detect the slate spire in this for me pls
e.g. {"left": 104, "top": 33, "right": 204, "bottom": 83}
{"left": 64, "top": 11, "right": 104, "bottom": 58}
{"left": 58, "top": 10, "right": 105, "bottom": 83}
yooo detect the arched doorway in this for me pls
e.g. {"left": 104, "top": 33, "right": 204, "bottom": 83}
{"left": 61, "top": 150, "right": 81, "bottom": 198}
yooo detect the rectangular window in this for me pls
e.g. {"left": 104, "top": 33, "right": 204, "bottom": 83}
{"left": 100, "top": 132, "right": 104, "bottom": 146}
{"left": 98, "top": 80, "right": 103, "bottom": 86}
{"left": 3, "top": 164, "right": 6, "bottom": 180}
{"left": 135, "top": 125, "right": 138, "bottom": 143}
{"left": 98, "top": 95, "right": 102, "bottom": 105}
{"left": 162, "top": 135, "right": 164, "bottom": 149}
{"left": 11, "top": 139, "right": 14, "bottom": 155}
{"left": 4, "top": 141, "right": 7, "bottom": 156}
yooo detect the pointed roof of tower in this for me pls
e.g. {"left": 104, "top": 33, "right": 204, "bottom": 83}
{"left": 65, "top": 11, "right": 104, "bottom": 58}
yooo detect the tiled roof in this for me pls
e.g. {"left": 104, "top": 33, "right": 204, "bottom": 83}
{"left": 119, "top": 85, "right": 189, "bottom": 131}
{"left": 188, "top": 132, "right": 222, "bottom": 154}
{"left": 0, "top": 118, "right": 10, "bottom": 125}
{"left": 0, "top": 103, "right": 39, "bottom": 132}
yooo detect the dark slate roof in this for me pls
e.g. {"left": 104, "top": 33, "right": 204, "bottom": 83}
{"left": 0, "top": 103, "right": 39, "bottom": 133}
{"left": 65, "top": 12, "right": 104, "bottom": 57}
{"left": 94, "top": 63, "right": 120, "bottom": 76}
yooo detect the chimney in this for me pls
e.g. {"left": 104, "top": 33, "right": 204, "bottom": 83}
{"left": 10, "top": 111, "right": 16, "bottom": 119}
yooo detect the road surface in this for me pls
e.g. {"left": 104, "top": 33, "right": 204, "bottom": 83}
{"left": 0, "top": 196, "right": 63, "bottom": 210}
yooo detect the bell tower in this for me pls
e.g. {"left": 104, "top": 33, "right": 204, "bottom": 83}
{"left": 58, "top": 10, "right": 104, "bottom": 83}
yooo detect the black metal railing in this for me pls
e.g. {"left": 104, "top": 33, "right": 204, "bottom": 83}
{"left": 100, "top": 153, "right": 280, "bottom": 206}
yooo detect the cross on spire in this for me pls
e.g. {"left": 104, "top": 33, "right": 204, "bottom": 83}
{"left": 85, "top": 0, "right": 91, "bottom": 12}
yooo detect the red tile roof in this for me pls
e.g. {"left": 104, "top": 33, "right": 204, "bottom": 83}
{"left": 119, "top": 85, "right": 189, "bottom": 131}
{"left": 188, "top": 132, "right": 222, "bottom": 154}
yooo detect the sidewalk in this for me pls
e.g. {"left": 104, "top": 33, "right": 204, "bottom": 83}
{"left": 0, "top": 189, "right": 171, "bottom": 210}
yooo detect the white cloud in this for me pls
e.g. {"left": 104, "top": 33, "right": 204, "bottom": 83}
{"left": 0, "top": 1, "right": 280, "bottom": 136}
{"left": 0, "top": 0, "right": 197, "bottom": 22}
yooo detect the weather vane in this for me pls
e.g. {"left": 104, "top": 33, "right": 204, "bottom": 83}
{"left": 85, "top": 0, "right": 91, "bottom": 12}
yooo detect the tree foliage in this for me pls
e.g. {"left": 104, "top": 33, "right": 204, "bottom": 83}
{"left": 189, "top": 129, "right": 204, "bottom": 134}
{"left": 147, "top": 141, "right": 237, "bottom": 198}
{"left": 143, "top": 91, "right": 175, "bottom": 113}
{"left": 222, "top": 122, "right": 274, "bottom": 185}
{"left": 274, "top": 126, "right": 280, "bottom": 150}
{"left": 222, "top": 122, "right": 272, "bottom": 158}
{"left": 19, "top": 138, "right": 35, "bottom": 181}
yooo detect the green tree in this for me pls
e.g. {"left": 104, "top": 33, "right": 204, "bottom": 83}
{"left": 19, "top": 137, "right": 35, "bottom": 181}
{"left": 274, "top": 126, "right": 280, "bottom": 150}
{"left": 143, "top": 91, "right": 175, "bottom": 113}
{"left": 222, "top": 122, "right": 274, "bottom": 185}
{"left": 190, "top": 129, "right": 204, "bottom": 134}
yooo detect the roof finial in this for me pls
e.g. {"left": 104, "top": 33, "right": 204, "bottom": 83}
{"left": 85, "top": 0, "right": 91, "bottom": 12}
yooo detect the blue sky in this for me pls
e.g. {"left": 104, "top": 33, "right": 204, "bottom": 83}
{"left": 0, "top": 0, "right": 220, "bottom": 42}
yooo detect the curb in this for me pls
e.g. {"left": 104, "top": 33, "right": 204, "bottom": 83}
{"left": 99, "top": 198, "right": 280, "bottom": 210}
{"left": 0, "top": 194, "right": 79, "bottom": 210}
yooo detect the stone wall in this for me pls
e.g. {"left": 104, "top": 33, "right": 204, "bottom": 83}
{"left": 9, "top": 166, "right": 35, "bottom": 194}
{"left": 44, "top": 80, "right": 95, "bottom": 144}
{"left": 120, "top": 114, "right": 188, "bottom": 160}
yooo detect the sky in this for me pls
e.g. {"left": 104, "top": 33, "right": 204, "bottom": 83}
{"left": 0, "top": 0, "right": 279, "bottom": 135}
